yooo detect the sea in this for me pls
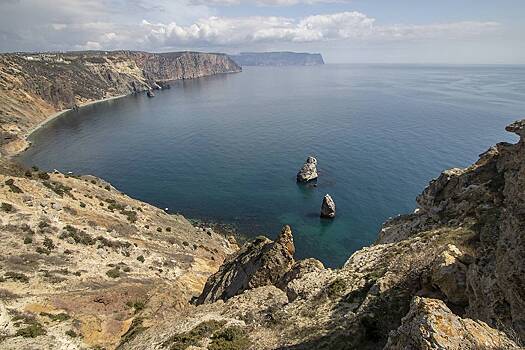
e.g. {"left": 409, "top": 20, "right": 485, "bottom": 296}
{"left": 18, "top": 64, "right": 525, "bottom": 267}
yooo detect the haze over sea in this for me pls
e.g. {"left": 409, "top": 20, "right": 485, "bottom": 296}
{"left": 19, "top": 64, "right": 525, "bottom": 267}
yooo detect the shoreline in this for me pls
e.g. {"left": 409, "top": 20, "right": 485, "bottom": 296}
{"left": 24, "top": 94, "right": 129, "bottom": 141}
{"left": 13, "top": 94, "right": 130, "bottom": 158}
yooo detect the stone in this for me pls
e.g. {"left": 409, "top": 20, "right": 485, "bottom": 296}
{"left": 296, "top": 156, "right": 318, "bottom": 182}
{"left": 196, "top": 225, "right": 296, "bottom": 304}
{"left": 320, "top": 194, "right": 336, "bottom": 218}
{"left": 430, "top": 244, "right": 468, "bottom": 306}
{"left": 384, "top": 297, "right": 521, "bottom": 350}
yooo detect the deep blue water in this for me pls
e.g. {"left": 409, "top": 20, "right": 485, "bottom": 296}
{"left": 18, "top": 64, "right": 525, "bottom": 267}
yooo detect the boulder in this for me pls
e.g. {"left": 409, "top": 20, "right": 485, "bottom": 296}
{"left": 196, "top": 225, "right": 296, "bottom": 304}
{"left": 431, "top": 244, "right": 468, "bottom": 306}
{"left": 297, "top": 156, "right": 318, "bottom": 182}
{"left": 320, "top": 194, "right": 336, "bottom": 218}
{"left": 384, "top": 297, "right": 521, "bottom": 350}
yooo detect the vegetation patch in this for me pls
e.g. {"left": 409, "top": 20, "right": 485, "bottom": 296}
{"left": 5, "top": 179, "right": 23, "bottom": 193}
{"left": 119, "top": 317, "right": 147, "bottom": 346}
{"left": 59, "top": 225, "right": 95, "bottom": 245}
{"left": 65, "top": 329, "right": 78, "bottom": 338}
{"left": 209, "top": 326, "right": 250, "bottom": 350}
{"left": 4, "top": 271, "right": 30, "bottom": 283}
{"left": 37, "top": 172, "right": 50, "bottom": 180}
{"left": 106, "top": 268, "right": 121, "bottom": 278}
{"left": 15, "top": 322, "right": 47, "bottom": 338}
{"left": 162, "top": 320, "right": 226, "bottom": 350}
{"left": 42, "top": 181, "right": 72, "bottom": 197}
{"left": 126, "top": 300, "right": 145, "bottom": 313}
{"left": 40, "top": 312, "right": 70, "bottom": 322}
{"left": 326, "top": 278, "right": 347, "bottom": 298}
{"left": 137, "top": 255, "right": 145, "bottom": 263}
{"left": 1, "top": 202, "right": 14, "bottom": 212}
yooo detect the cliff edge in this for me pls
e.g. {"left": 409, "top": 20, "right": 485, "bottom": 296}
{"left": 0, "top": 51, "right": 241, "bottom": 156}
{"left": 119, "top": 120, "right": 525, "bottom": 350}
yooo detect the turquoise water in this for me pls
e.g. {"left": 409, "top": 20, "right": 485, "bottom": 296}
{"left": 19, "top": 64, "right": 525, "bottom": 267}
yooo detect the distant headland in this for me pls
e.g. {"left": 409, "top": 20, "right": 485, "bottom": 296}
{"left": 231, "top": 51, "right": 324, "bottom": 66}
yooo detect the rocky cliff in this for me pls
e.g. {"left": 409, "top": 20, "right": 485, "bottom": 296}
{"left": 118, "top": 120, "right": 525, "bottom": 350}
{"left": 231, "top": 52, "right": 324, "bottom": 66}
{"left": 0, "top": 51, "right": 241, "bottom": 156}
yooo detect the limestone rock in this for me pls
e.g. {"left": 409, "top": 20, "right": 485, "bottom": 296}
{"left": 320, "top": 194, "right": 336, "bottom": 218}
{"left": 296, "top": 156, "right": 318, "bottom": 182}
{"left": 430, "top": 244, "right": 469, "bottom": 306}
{"left": 196, "top": 225, "right": 296, "bottom": 304}
{"left": 384, "top": 297, "right": 521, "bottom": 350}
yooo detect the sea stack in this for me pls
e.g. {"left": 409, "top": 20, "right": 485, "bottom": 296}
{"left": 297, "top": 156, "right": 318, "bottom": 182}
{"left": 320, "top": 194, "right": 336, "bottom": 218}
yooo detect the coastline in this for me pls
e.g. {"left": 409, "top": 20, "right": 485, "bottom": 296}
{"left": 25, "top": 94, "right": 129, "bottom": 141}
{"left": 15, "top": 94, "right": 129, "bottom": 157}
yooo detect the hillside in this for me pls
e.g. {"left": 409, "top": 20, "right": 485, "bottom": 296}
{"left": 0, "top": 51, "right": 241, "bottom": 156}
{"left": 0, "top": 158, "right": 238, "bottom": 349}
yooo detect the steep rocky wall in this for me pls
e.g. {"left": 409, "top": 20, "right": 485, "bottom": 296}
{"left": 0, "top": 51, "right": 241, "bottom": 156}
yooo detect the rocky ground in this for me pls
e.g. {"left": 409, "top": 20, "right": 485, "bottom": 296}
{"left": 0, "top": 158, "right": 237, "bottom": 349}
{"left": 0, "top": 51, "right": 241, "bottom": 156}
{"left": 117, "top": 120, "right": 525, "bottom": 350}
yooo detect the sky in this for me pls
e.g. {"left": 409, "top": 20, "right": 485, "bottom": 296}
{"left": 0, "top": 0, "right": 524, "bottom": 63}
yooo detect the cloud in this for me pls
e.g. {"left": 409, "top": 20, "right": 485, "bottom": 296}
{"left": 139, "top": 12, "right": 499, "bottom": 47}
{"left": 0, "top": 0, "right": 501, "bottom": 53}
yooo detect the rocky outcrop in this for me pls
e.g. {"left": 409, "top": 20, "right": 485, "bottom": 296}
{"left": 0, "top": 51, "right": 241, "bottom": 156}
{"left": 120, "top": 119, "right": 525, "bottom": 350}
{"left": 296, "top": 156, "right": 318, "bottom": 182}
{"left": 320, "top": 193, "right": 336, "bottom": 218}
{"left": 196, "top": 225, "right": 296, "bottom": 304}
{"left": 385, "top": 297, "right": 521, "bottom": 350}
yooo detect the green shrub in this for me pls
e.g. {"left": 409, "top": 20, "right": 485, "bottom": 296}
{"left": 4, "top": 271, "right": 29, "bottom": 283}
{"left": 106, "top": 268, "right": 121, "bottom": 278}
{"left": 59, "top": 225, "right": 95, "bottom": 245}
{"left": 42, "top": 181, "right": 72, "bottom": 197}
{"left": 43, "top": 237, "right": 55, "bottom": 250}
{"left": 24, "top": 236, "right": 33, "bottom": 244}
{"left": 80, "top": 202, "right": 86, "bottom": 208}
{"left": 162, "top": 320, "right": 226, "bottom": 350}
{"left": 15, "top": 322, "right": 46, "bottom": 338}
{"left": 137, "top": 255, "right": 145, "bottom": 263}
{"left": 24, "top": 170, "right": 32, "bottom": 178}
{"left": 37, "top": 172, "right": 50, "bottom": 180}
{"left": 5, "top": 179, "right": 23, "bottom": 193}
{"left": 40, "top": 312, "right": 70, "bottom": 322}
{"left": 1, "top": 202, "right": 14, "bottom": 212}
{"left": 65, "top": 329, "right": 77, "bottom": 338}
{"left": 31, "top": 166, "right": 39, "bottom": 172}
{"left": 157, "top": 227, "right": 162, "bottom": 232}
{"left": 326, "top": 278, "right": 347, "bottom": 298}
{"left": 209, "top": 326, "right": 250, "bottom": 350}
{"left": 126, "top": 300, "right": 145, "bottom": 313}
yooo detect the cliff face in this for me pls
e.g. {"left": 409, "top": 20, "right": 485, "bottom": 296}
{"left": 231, "top": 52, "right": 324, "bottom": 66}
{"left": 0, "top": 51, "right": 241, "bottom": 156}
{"left": 119, "top": 121, "right": 525, "bottom": 350}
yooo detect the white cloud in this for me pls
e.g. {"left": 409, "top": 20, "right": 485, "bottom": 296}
{"left": 138, "top": 12, "right": 499, "bottom": 47}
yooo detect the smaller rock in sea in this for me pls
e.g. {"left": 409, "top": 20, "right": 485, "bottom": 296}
{"left": 297, "top": 156, "right": 318, "bottom": 182}
{"left": 320, "top": 194, "right": 336, "bottom": 218}
{"left": 147, "top": 90, "right": 155, "bottom": 98}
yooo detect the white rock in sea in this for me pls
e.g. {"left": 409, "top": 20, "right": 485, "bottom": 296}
{"left": 320, "top": 194, "right": 336, "bottom": 218}
{"left": 297, "top": 156, "right": 318, "bottom": 182}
